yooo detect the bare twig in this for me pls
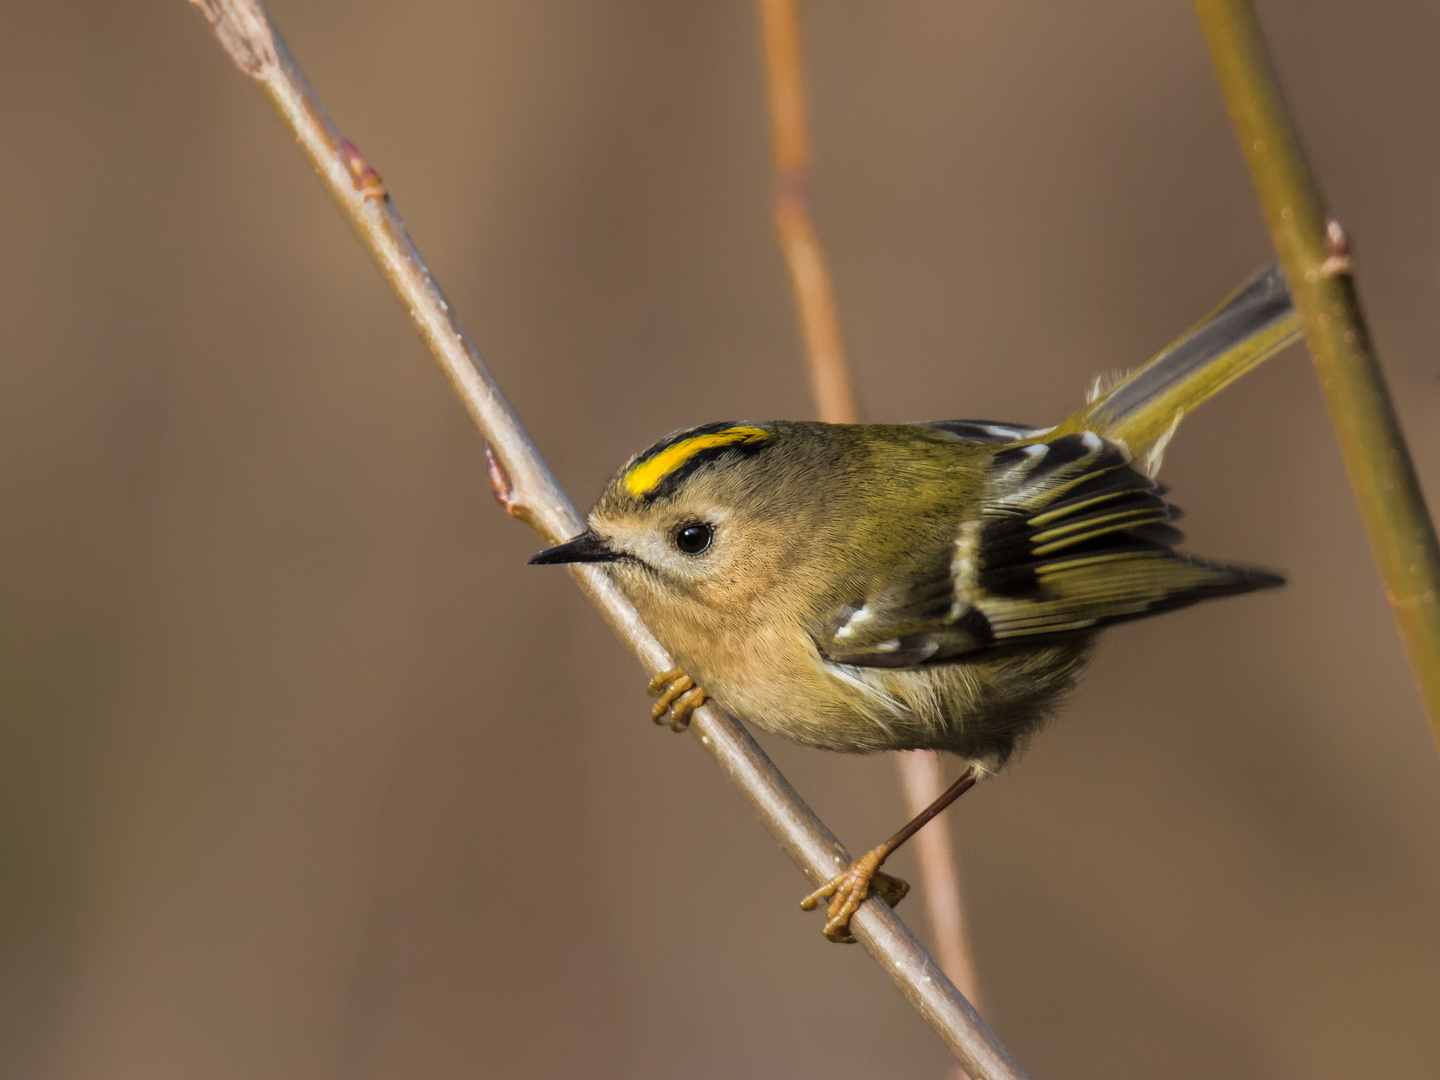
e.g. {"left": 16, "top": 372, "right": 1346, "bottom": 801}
{"left": 1192, "top": 0, "right": 1440, "bottom": 741}
{"left": 183, "top": 2, "right": 1030, "bottom": 1076}
{"left": 756, "top": 0, "right": 857, "bottom": 425}
{"left": 755, "top": 0, "right": 984, "bottom": 1023}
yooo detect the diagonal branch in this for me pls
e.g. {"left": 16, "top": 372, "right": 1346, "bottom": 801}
{"left": 183, "top": 1, "right": 1031, "bottom": 1076}
{"left": 1192, "top": 0, "right": 1440, "bottom": 741}
{"left": 755, "top": 0, "right": 985, "bottom": 1022}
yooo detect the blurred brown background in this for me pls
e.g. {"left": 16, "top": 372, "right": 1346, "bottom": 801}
{"left": 2, "top": 1, "right": 1438, "bottom": 1077}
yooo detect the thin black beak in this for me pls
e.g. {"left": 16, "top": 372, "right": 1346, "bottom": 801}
{"left": 528, "top": 530, "right": 621, "bottom": 565}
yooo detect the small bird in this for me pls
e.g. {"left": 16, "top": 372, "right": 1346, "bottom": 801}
{"left": 532, "top": 267, "right": 1299, "bottom": 942}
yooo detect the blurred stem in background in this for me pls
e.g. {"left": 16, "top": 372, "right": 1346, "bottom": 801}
{"left": 1192, "top": 0, "right": 1440, "bottom": 743}
{"left": 755, "top": 0, "right": 855, "bottom": 424}
{"left": 183, "top": 1, "right": 1028, "bottom": 1076}
{"left": 755, "top": 0, "right": 986, "bottom": 1028}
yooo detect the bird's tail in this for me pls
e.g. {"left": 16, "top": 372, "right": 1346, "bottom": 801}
{"left": 1059, "top": 265, "right": 1302, "bottom": 473}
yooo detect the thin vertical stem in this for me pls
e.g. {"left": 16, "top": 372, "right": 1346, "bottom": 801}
{"left": 754, "top": 0, "right": 985, "bottom": 1034}
{"left": 1193, "top": 0, "right": 1440, "bottom": 742}
{"left": 756, "top": 0, "right": 857, "bottom": 425}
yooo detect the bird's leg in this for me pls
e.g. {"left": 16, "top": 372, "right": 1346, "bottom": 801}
{"left": 647, "top": 668, "right": 709, "bottom": 733}
{"left": 801, "top": 764, "right": 979, "bottom": 943}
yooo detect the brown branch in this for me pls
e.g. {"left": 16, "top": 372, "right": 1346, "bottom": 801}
{"left": 756, "top": 0, "right": 857, "bottom": 425}
{"left": 183, "top": 2, "right": 1031, "bottom": 1076}
{"left": 755, "top": 0, "right": 986, "bottom": 1032}
{"left": 1192, "top": 0, "right": 1440, "bottom": 741}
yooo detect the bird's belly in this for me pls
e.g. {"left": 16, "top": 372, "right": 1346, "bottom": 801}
{"left": 685, "top": 625, "right": 1093, "bottom": 764}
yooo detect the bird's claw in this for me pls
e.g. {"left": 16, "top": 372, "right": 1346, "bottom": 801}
{"left": 647, "top": 668, "right": 708, "bottom": 732}
{"left": 799, "top": 849, "right": 910, "bottom": 943}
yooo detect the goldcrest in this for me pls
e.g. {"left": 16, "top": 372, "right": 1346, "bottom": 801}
{"left": 532, "top": 266, "right": 1299, "bottom": 941}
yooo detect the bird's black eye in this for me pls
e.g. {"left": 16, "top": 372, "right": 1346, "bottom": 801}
{"left": 674, "top": 523, "right": 713, "bottom": 555}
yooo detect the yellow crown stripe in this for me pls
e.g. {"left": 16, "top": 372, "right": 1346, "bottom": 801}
{"left": 624, "top": 426, "right": 769, "bottom": 497}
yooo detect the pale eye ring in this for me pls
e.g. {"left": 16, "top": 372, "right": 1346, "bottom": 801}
{"left": 674, "top": 522, "right": 713, "bottom": 555}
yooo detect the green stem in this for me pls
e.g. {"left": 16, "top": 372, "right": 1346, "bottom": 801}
{"left": 1193, "top": 0, "right": 1440, "bottom": 745}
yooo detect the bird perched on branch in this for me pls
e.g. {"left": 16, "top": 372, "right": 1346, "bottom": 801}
{"left": 531, "top": 267, "right": 1299, "bottom": 942}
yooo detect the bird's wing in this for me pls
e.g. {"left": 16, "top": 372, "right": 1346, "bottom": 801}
{"left": 817, "top": 431, "right": 1281, "bottom": 669}
{"left": 918, "top": 419, "right": 1051, "bottom": 445}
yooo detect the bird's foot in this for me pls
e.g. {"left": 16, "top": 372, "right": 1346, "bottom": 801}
{"left": 647, "top": 668, "right": 708, "bottom": 732}
{"left": 799, "top": 848, "right": 910, "bottom": 944}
